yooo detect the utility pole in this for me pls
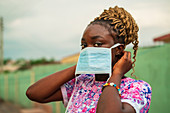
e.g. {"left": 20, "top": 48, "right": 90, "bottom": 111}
{"left": 0, "top": 17, "right": 3, "bottom": 73}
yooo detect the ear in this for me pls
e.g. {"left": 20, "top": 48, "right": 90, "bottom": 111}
{"left": 115, "top": 45, "right": 125, "bottom": 55}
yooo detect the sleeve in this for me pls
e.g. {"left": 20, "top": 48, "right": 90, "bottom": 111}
{"left": 121, "top": 81, "right": 152, "bottom": 113}
{"left": 60, "top": 78, "right": 76, "bottom": 107}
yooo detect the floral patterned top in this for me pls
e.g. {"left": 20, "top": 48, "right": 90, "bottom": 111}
{"left": 61, "top": 74, "right": 152, "bottom": 113}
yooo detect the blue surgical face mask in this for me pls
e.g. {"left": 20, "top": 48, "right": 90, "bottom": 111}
{"left": 75, "top": 43, "right": 122, "bottom": 81}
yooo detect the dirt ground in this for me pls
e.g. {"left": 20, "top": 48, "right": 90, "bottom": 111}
{"left": 0, "top": 99, "right": 52, "bottom": 113}
{"left": 0, "top": 99, "right": 20, "bottom": 113}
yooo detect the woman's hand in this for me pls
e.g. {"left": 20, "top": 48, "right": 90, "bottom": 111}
{"left": 112, "top": 51, "right": 132, "bottom": 78}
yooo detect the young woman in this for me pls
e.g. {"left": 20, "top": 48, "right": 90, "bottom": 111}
{"left": 26, "top": 6, "right": 152, "bottom": 113}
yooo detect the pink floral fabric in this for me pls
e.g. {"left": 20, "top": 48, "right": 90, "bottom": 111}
{"left": 61, "top": 74, "right": 152, "bottom": 113}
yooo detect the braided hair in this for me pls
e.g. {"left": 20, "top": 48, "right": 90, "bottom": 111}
{"left": 89, "top": 6, "right": 139, "bottom": 77}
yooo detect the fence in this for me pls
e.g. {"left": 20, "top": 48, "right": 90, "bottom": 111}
{"left": 0, "top": 63, "right": 76, "bottom": 113}
{"left": 0, "top": 44, "right": 170, "bottom": 113}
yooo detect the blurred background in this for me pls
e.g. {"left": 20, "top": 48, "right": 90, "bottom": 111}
{"left": 0, "top": 0, "right": 169, "bottom": 113}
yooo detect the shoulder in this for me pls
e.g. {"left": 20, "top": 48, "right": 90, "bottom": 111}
{"left": 120, "top": 77, "right": 152, "bottom": 103}
{"left": 120, "top": 77, "right": 152, "bottom": 112}
{"left": 121, "top": 77, "right": 152, "bottom": 92}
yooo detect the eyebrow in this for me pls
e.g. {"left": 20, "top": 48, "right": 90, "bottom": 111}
{"left": 91, "top": 36, "right": 104, "bottom": 40}
{"left": 82, "top": 36, "right": 104, "bottom": 41}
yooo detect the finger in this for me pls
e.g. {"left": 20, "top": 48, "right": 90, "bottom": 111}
{"left": 128, "top": 52, "right": 131, "bottom": 60}
{"left": 123, "top": 51, "right": 128, "bottom": 60}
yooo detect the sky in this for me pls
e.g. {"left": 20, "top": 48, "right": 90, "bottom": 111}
{"left": 0, "top": 0, "right": 170, "bottom": 60}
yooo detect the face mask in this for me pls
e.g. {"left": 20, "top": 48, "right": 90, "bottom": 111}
{"left": 75, "top": 43, "right": 122, "bottom": 81}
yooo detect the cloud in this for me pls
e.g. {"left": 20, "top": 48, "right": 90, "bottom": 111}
{"left": 1, "top": 0, "right": 170, "bottom": 59}
{"left": 131, "top": 1, "right": 170, "bottom": 28}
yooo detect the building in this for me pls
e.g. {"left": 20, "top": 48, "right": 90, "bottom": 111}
{"left": 153, "top": 33, "right": 170, "bottom": 43}
{"left": 61, "top": 53, "right": 79, "bottom": 64}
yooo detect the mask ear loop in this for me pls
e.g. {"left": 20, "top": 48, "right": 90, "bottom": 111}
{"left": 110, "top": 43, "right": 122, "bottom": 49}
{"left": 107, "top": 43, "right": 123, "bottom": 82}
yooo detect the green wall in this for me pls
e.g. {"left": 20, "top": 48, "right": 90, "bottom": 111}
{"left": 126, "top": 44, "right": 169, "bottom": 113}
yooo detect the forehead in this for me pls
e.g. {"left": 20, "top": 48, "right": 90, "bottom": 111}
{"left": 82, "top": 24, "right": 114, "bottom": 41}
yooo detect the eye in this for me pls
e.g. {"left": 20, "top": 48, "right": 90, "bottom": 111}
{"left": 81, "top": 43, "right": 87, "bottom": 49}
{"left": 94, "top": 42, "right": 103, "bottom": 47}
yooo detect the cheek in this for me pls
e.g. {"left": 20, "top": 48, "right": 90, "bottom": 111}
{"left": 111, "top": 49, "right": 116, "bottom": 62}
{"left": 106, "top": 40, "right": 115, "bottom": 48}
{"left": 108, "top": 36, "right": 115, "bottom": 47}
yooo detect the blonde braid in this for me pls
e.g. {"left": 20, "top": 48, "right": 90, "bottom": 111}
{"left": 91, "top": 6, "right": 139, "bottom": 77}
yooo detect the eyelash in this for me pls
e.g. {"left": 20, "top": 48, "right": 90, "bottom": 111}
{"left": 81, "top": 42, "right": 103, "bottom": 48}
{"left": 94, "top": 42, "right": 103, "bottom": 47}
